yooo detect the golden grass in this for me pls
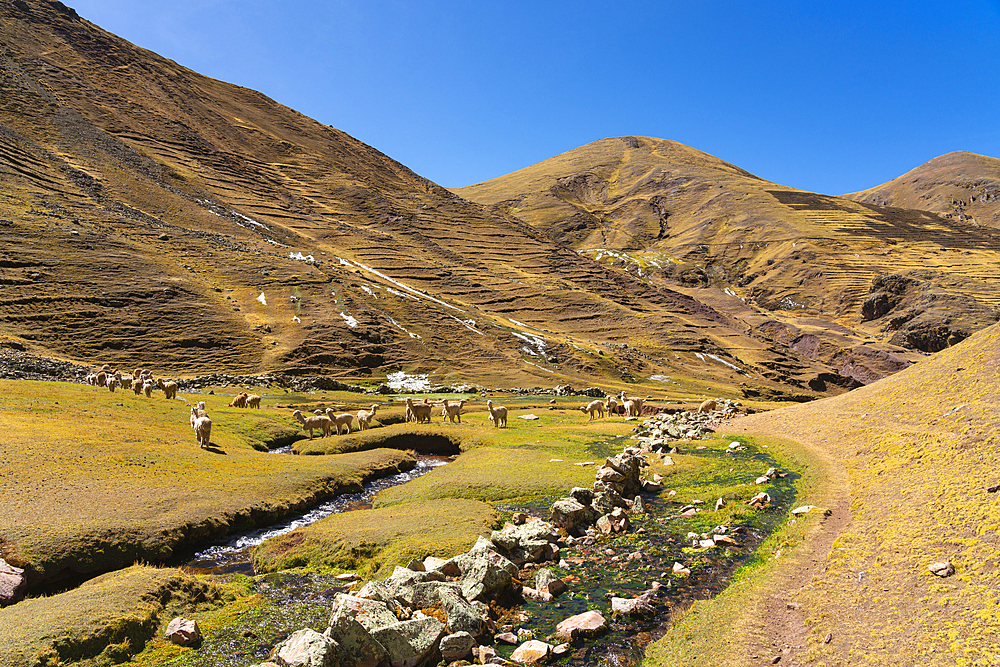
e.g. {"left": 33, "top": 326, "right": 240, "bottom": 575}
{"left": 0, "top": 565, "right": 215, "bottom": 667}
{"left": 0, "top": 380, "right": 414, "bottom": 585}
{"left": 646, "top": 323, "right": 1000, "bottom": 665}
{"left": 252, "top": 498, "right": 497, "bottom": 579}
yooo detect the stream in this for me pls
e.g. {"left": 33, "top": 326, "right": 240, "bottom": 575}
{"left": 184, "top": 455, "right": 451, "bottom": 576}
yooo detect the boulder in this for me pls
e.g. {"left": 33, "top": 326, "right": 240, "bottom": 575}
{"left": 610, "top": 591, "right": 656, "bottom": 616}
{"left": 521, "top": 586, "right": 553, "bottom": 603}
{"left": 510, "top": 640, "right": 552, "bottom": 664}
{"left": 355, "top": 581, "right": 411, "bottom": 619}
{"left": 371, "top": 616, "right": 446, "bottom": 667}
{"left": 554, "top": 610, "right": 608, "bottom": 641}
{"left": 273, "top": 628, "right": 339, "bottom": 667}
{"left": 549, "top": 498, "right": 596, "bottom": 535}
{"left": 165, "top": 617, "right": 201, "bottom": 646}
{"left": 569, "top": 487, "right": 594, "bottom": 505}
{"left": 439, "top": 631, "right": 477, "bottom": 661}
{"left": 929, "top": 561, "right": 956, "bottom": 577}
{"left": 458, "top": 555, "right": 514, "bottom": 601}
{"left": 330, "top": 594, "right": 400, "bottom": 633}
{"left": 438, "top": 588, "right": 488, "bottom": 637}
{"left": 326, "top": 611, "right": 390, "bottom": 667}
{"left": 422, "top": 556, "right": 449, "bottom": 572}
{"left": 0, "top": 558, "right": 26, "bottom": 606}
{"left": 475, "top": 645, "right": 498, "bottom": 664}
{"left": 402, "top": 580, "right": 465, "bottom": 610}
{"left": 633, "top": 495, "right": 647, "bottom": 514}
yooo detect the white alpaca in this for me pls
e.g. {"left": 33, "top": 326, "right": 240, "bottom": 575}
{"left": 619, "top": 391, "right": 643, "bottom": 417}
{"left": 106, "top": 376, "right": 119, "bottom": 392}
{"left": 580, "top": 399, "right": 605, "bottom": 421}
{"left": 193, "top": 415, "right": 212, "bottom": 448}
{"left": 142, "top": 380, "right": 154, "bottom": 398}
{"left": 190, "top": 402, "right": 209, "bottom": 429}
{"left": 292, "top": 409, "right": 332, "bottom": 439}
{"left": 604, "top": 395, "right": 618, "bottom": 416}
{"left": 246, "top": 394, "right": 261, "bottom": 409}
{"left": 324, "top": 409, "right": 355, "bottom": 435}
{"left": 132, "top": 380, "right": 143, "bottom": 396}
{"left": 441, "top": 399, "right": 466, "bottom": 424}
{"left": 486, "top": 400, "right": 508, "bottom": 428}
{"left": 157, "top": 378, "right": 178, "bottom": 400}
{"left": 357, "top": 404, "right": 379, "bottom": 430}
{"left": 405, "top": 398, "right": 432, "bottom": 424}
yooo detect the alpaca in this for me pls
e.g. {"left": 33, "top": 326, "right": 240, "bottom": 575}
{"left": 486, "top": 400, "right": 508, "bottom": 428}
{"left": 96, "top": 371, "right": 107, "bottom": 387}
{"left": 190, "top": 403, "right": 209, "bottom": 429}
{"left": 228, "top": 393, "right": 248, "bottom": 408}
{"left": 698, "top": 399, "right": 717, "bottom": 413}
{"left": 132, "top": 380, "right": 143, "bottom": 396}
{"left": 405, "top": 398, "right": 432, "bottom": 424}
{"left": 143, "top": 380, "right": 154, "bottom": 398}
{"left": 580, "top": 399, "right": 605, "bottom": 421}
{"left": 619, "top": 391, "right": 643, "bottom": 417}
{"left": 193, "top": 414, "right": 212, "bottom": 448}
{"left": 292, "top": 409, "right": 332, "bottom": 438}
{"left": 106, "top": 376, "right": 119, "bottom": 392}
{"left": 604, "top": 395, "right": 618, "bottom": 416}
{"left": 119, "top": 376, "right": 133, "bottom": 390}
{"left": 441, "top": 399, "right": 466, "bottom": 424}
{"left": 357, "top": 404, "right": 379, "bottom": 430}
{"left": 325, "top": 409, "right": 355, "bottom": 435}
{"left": 246, "top": 394, "right": 261, "bottom": 409}
{"left": 157, "top": 378, "right": 178, "bottom": 400}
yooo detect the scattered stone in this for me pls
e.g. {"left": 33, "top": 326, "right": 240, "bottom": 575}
{"left": 518, "top": 414, "right": 539, "bottom": 420}
{"left": 672, "top": 562, "right": 690, "bottom": 576}
{"left": 747, "top": 492, "right": 770, "bottom": 508}
{"left": 495, "top": 632, "right": 518, "bottom": 645}
{"left": 335, "top": 572, "right": 359, "bottom": 581}
{"left": 406, "top": 559, "right": 426, "bottom": 572}
{"left": 715, "top": 497, "right": 725, "bottom": 511}
{"left": 165, "top": 617, "right": 201, "bottom": 646}
{"left": 929, "top": 561, "right": 955, "bottom": 577}
{"left": 475, "top": 645, "right": 497, "bottom": 664}
{"left": 510, "top": 640, "right": 552, "bottom": 664}
{"left": 0, "top": 558, "right": 26, "bottom": 605}
{"left": 272, "top": 628, "right": 338, "bottom": 667}
{"left": 535, "top": 568, "right": 567, "bottom": 597}
{"left": 439, "top": 631, "right": 477, "bottom": 661}
{"left": 791, "top": 505, "right": 816, "bottom": 515}
{"left": 521, "top": 586, "right": 553, "bottom": 603}
{"left": 554, "top": 610, "right": 608, "bottom": 641}
{"left": 370, "top": 617, "right": 446, "bottom": 667}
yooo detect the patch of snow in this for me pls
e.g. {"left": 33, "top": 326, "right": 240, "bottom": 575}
{"left": 386, "top": 372, "right": 431, "bottom": 392}
{"left": 694, "top": 352, "right": 706, "bottom": 362}
{"left": 256, "top": 292, "right": 267, "bottom": 306}
{"left": 511, "top": 330, "right": 547, "bottom": 356}
{"left": 361, "top": 285, "right": 377, "bottom": 298}
{"left": 650, "top": 375, "right": 673, "bottom": 383}
{"left": 292, "top": 315, "right": 301, "bottom": 323}
{"left": 233, "top": 211, "right": 270, "bottom": 231}
{"left": 289, "top": 251, "right": 316, "bottom": 263}
{"left": 386, "top": 316, "right": 421, "bottom": 339}
{"left": 518, "top": 414, "right": 540, "bottom": 420}
{"left": 386, "top": 287, "right": 420, "bottom": 301}
{"left": 522, "top": 360, "right": 556, "bottom": 374}
{"left": 451, "top": 316, "right": 484, "bottom": 336}
{"left": 338, "top": 257, "right": 464, "bottom": 312}
{"left": 341, "top": 312, "right": 358, "bottom": 328}
{"left": 706, "top": 354, "right": 749, "bottom": 376}
{"left": 724, "top": 287, "right": 737, "bottom": 297}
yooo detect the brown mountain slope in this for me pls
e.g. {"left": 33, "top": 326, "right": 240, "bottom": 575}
{"left": 0, "top": 0, "right": 858, "bottom": 397}
{"left": 660, "top": 321, "right": 1000, "bottom": 665}
{"left": 844, "top": 150, "right": 1000, "bottom": 228}
{"left": 454, "top": 137, "right": 1000, "bottom": 364}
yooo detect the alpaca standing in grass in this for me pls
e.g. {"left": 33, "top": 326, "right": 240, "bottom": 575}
{"left": 190, "top": 402, "right": 209, "bottom": 429}
{"left": 357, "top": 404, "right": 379, "bottom": 430}
{"left": 157, "top": 378, "right": 178, "bottom": 400}
{"left": 132, "top": 379, "right": 143, "bottom": 396}
{"left": 228, "top": 393, "right": 248, "bottom": 408}
{"left": 604, "top": 395, "right": 618, "bottom": 416}
{"left": 193, "top": 412, "right": 212, "bottom": 449}
{"left": 441, "top": 399, "right": 466, "bottom": 424}
{"left": 246, "top": 394, "right": 261, "bottom": 409}
{"left": 142, "top": 380, "right": 154, "bottom": 398}
{"left": 486, "top": 400, "right": 508, "bottom": 428}
{"left": 292, "top": 409, "right": 332, "bottom": 438}
{"left": 620, "top": 391, "right": 643, "bottom": 417}
{"left": 405, "top": 398, "right": 432, "bottom": 424}
{"left": 325, "top": 409, "right": 355, "bottom": 435}
{"left": 580, "top": 399, "right": 605, "bottom": 421}
{"left": 698, "top": 399, "right": 717, "bottom": 413}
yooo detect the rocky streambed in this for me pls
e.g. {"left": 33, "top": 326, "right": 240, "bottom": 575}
{"left": 176, "top": 403, "right": 803, "bottom": 667}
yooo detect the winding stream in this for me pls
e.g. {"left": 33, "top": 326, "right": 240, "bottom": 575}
{"left": 184, "top": 455, "right": 451, "bottom": 576}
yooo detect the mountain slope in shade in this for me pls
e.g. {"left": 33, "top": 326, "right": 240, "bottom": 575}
{"left": 844, "top": 150, "right": 1000, "bottom": 228}
{"left": 0, "top": 0, "right": 866, "bottom": 398}
{"left": 454, "top": 137, "right": 1000, "bottom": 359}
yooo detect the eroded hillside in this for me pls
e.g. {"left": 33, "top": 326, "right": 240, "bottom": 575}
{"left": 0, "top": 0, "right": 865, "bottom": 397}
{"left": 455, "top": 136, "right": 1000, "bottom": 374}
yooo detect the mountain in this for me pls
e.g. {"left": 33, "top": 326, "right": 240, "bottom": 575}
{"left": 844, "top": 150, "right": 1000, "bottom": 228}
{"left": 454, "top": 137, "right": 1000, "bottom": 362}
{"left": 0, "top": 0, "right": 865, "bottom": 398}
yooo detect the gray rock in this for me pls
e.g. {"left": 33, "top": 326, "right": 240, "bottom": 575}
{"left": 273, "top": 628, "right": 339, "bottom": 667}
{"left": 554, "top": 610, "right": 608, "bottom": 641}
{"left": 371, "top": 616, "right": 446, "bottom": 667}
{"left": 929, "top": 561, "right": 956, "bottom": 577}
{"left": 439, "top": 631, "right": 477, "bottom": 661}
{"left": 0, "top": 558, "right": 26, "bottom": 605}
{"left": 569, "top": 487, "right": 594, "bottom": 505}
{"left": 458, "top": 555, "right": 513, "bottom": 601}
{"left": 355, "top": 581, "right": 411, "bottom": 619}
{"left": 330, "top": 594, "right": 400, "bottom": 633}
{"left": 510, "top": 639, "right": 552, "bottom": 664}
{"left": 535, "top": 568, "right": 567, "bottom": 597}
{"left": 610, "top": 591, "right": 656, "bottom": 616}
{"left": 549, "top": 498, "right": 596, "bottom": 535}
{"left": 438, "top": 588, "right": 488, "bottom": 637}
{"left": 326, "top": 610, "right": 390, "bottom": 667}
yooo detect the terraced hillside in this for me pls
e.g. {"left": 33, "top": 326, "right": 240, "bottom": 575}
{"left": 0, "top": 0, "right": 860, "bottom": 397}
{"left": 845, "top": 150, "right": 1000, "bottom": 228}
{"left": 455, "top": 137, "right": 1000, "bottom": 365}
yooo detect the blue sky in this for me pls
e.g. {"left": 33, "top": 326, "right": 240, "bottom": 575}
{"left": 67, "top": 0, "right": 999, "bottom": 195}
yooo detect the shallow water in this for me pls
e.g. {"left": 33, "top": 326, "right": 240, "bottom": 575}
{"left": 184, "top": 455, "right": 450, "bottom": 575}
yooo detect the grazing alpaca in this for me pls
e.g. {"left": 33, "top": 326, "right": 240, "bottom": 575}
{"left": 246, "top": 394, "right": 261, "bottom": 409}
{"left": 229, "top": 393, "right": 248, "bottom": 408}
{"left": 190, "top": 402, "right": 209, "bottom": 428}
{"left": 441, "top": 399, "right": 466, "bottom": 424}
{"left": 157, "top": 378, "right": 178, "bottom": 400}
{"left": 603, "top": 395, "right": 617, "bottom": 416}
{"left": 193, "top": 413, "right": 212, "bottom": 448}
{"left": 580, "top": 399, "right": 605, "bottom": 421}
{"left": 325, "top": 408, "right": 355, "bottom": 435}
{"left": 405, "top": 398, "right": 432, "bottom": 424}
{"left": 486, "top": 400, "right": 508, "bottom": 428}
{"left": 357, "top": 404, "right": 379, "bottom": 430}
{"left": 698, "top": 399, "right": 717, "bottom": 413}
{"left": 292, "top": 409, "right": 333, "bottom": 439}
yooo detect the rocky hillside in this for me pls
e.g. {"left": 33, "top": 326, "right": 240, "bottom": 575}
{"left": 0, "top": 0, "right": 867, "bottom": 397}
{"left": 844, "top": 150, "right": 1000, "bottom": 228}
{"left": 455, "top": 137, "right": 1000, "bottom": 364}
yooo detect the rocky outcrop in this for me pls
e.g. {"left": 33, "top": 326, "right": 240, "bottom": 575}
{"left": 0, "top": 558, "right": 26, "bottom": 606}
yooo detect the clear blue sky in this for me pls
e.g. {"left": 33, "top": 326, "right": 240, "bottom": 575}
{"left": 66, "top": 0, "right": 1000, "bottom": 195}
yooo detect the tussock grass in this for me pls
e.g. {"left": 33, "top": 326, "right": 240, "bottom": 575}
{"left": 0, "top": 565, "right": 215, "bottom": 667}
{"left": 252, "top": 498, "right": 496, "bottom": 579}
